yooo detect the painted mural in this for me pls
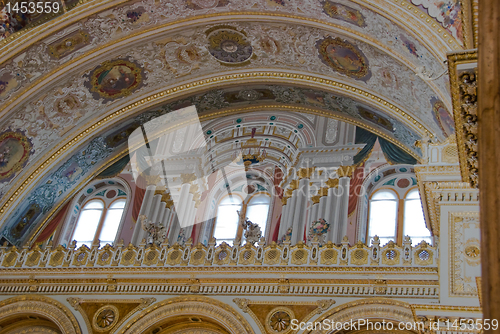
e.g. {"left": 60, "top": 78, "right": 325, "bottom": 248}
{"left": 432, "top": 98, "right": 455, "bottom": 137}
{"left": 321, "top": 1, "right": 366, "bottom": 27}
{"left": 85, "top": 58, "right": 145, "bottom": 101}
{"left": 0, "top": 130, "right": 33, "bottom": 183}
{"left": 316, "top": 37, "right": 371, "bottom": 82}
{"left": 411, "top": 0, "right": 463, "bottom": 43}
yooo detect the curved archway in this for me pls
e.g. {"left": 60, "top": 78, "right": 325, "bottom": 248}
{"left": 118, "top": 296, "right": 254, "bottom": 334}
{"left": 306, "top": 298, "right": 415, "bottom": 334}
{"left": 0, "top": 295, "right": 81, "bottom": 334}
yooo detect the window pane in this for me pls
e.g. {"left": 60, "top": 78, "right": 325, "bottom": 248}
{"left": 220, "top": 196, "right": 242, "bottom": 205}
{"left": 368, "top": 200, "right": 397, "bottom": 244}
{"left": 84, "top": 200, "right": 104, "bottom": 209}
{"left": 405, "top": 189, "right": 420, "bottom": 200}
{"left": 213, "top": 204, "right": 241, "bottom": 243}
{"left": 99, "top": 208, "right": 125, "bottom": 245}
{"left": 372, "top": 190, "right": 397, "bottom": 200}
{"left": 248, "top": 195, "right": 270, "bottom": 205}
{"left": 404, "top": 198, "right": 431, "bottom": 246}
{"left": 72, "top": 209, "right": 102, "bottom": 248}
{"left": 110, "top": 199, "right": 126, "bottom": 209}
{"left": 246, "top": 204, "right": 269, "bottom": 236}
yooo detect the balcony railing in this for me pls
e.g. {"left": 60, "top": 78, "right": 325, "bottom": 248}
{"left": 0, "top": 236, "right": 437, "bottom": 269}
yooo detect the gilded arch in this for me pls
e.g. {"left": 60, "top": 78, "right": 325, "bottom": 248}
{"left": 305, "top": 298, "right": 414, "bottom": 334}
{"left": 0, "top": 295, "right": 81, "bottom": 334}
{"left": 117, "top": 296, "right": 254, "bottom": 334}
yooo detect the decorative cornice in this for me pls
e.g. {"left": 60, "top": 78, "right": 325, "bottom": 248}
{"left": 447, "top": 50, "right": 478, "bottom": 188}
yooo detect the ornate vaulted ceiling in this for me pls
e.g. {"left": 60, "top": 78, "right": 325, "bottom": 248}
{"left": 0, "top": 0, "right": 471, "bottom": 244}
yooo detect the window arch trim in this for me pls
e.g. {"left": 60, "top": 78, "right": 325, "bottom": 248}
{"left": 58, "top": 177, "right": 131, "bottom": 248}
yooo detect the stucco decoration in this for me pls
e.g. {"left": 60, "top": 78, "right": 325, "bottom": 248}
{"left": 0, "top": 0, "right": 450, "bottom": 106}
{"left": 3, "top": 22, "right": 442, "bottom": 155}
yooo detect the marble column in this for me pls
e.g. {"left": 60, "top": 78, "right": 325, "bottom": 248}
{"left": 479, "top": 0, "right": 500, "bottom": 324}
{"left": 291, "top": 167, "right": 314, "bottom": 244}
{"left": 337, "top": 176, "right": 351, "bottom": 241}
{"left": 131, "top": 184, "right": 156, "bottom": 245}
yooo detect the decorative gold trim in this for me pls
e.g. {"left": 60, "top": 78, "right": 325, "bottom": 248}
{"left": 117, "top": 296, "right": 254, "bottom": 334}
{"left": 447, "top": 50, "right": 478, "bottom": 188}
{"left": 0, "top": 295, "right": 81, "bottom": 334}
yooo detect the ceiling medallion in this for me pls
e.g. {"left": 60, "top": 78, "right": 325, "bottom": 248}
{"left": 207, "top": 28, "right": 253, "bottom": 64}
{"left": 266, "top": 307, "right": 295, "bottom": 333}
{"left": 85, "top": 58, "right": 145, "bottom": 101}
{"left": 92, "top": 305, "right": 119, "bottom": 332}
{"left": 316, "top": 36, "right": 371, "bottom": 82}
{"left": 465, "top": 245, "right": 480, "bottom": 258}
{"left": 0, "top": 129, "right": 33, "bottom": 183}
{"left": 237, "top": 89, "right": 262, "bottom": 101}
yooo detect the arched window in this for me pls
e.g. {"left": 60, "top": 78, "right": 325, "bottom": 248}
{"left": 243, "top": 194, "right": 270, "bottom": 242}
{"left": 71, "top": 198, "right": 126, "bottom": 248}
{"left": 367, "top": 190, "right": 398, "bottom": 246}
{"left": 211, "top": 193, "right": 271, "bottom": 245}
{"left": 403, "top": 189, "right": 431, "bottom": 245}
{"left": 213, "top": 196, "right": 242, "bottom": 245}
{"left": 367, "top": 187, "right": 432, "bottom": 246}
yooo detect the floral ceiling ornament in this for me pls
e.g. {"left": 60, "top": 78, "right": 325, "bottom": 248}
{"left": 316, "top": 36, "right": 371, "bottom": 82}
{"left": 266, "top": 307, "right": 295, "bottom": 333}
{"left": 92, "top": 305, "right": 119, "bottom": 332}
{"left": 207, "top": 27, "right": 253, "bottom": 64}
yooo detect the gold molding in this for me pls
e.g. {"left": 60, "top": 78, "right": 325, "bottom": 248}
{"left": 117, "top": 296, "right": 254, "bottom": 334}
{"left": 447, "top": 50, "right": 478, "bottom": 188}
{"left": 0, "top": 295, "right": 81, "bottom": 334}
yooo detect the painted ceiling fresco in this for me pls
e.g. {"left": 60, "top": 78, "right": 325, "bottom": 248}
{"left": 0, "top": 0, "right": 469, "bottom": 243}
{"left": 1, "top": 84, "right": 420, "bottom": 244}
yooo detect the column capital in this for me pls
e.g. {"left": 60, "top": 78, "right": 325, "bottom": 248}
{"left": 189, "top": 184, "right": 200, "bottom": 194}
{"left": 319, "top": 187, "right": 329, "bottom": 197}
{"left": 289, "top": 179, "right": 300, "bottom": 190}
{"left": 326, "top": 178, "right": 339, "bottom": 188}
{"left": 311, "top": 195, "right": 321, "bottom": 204}
{"left": 336, "top": 165, "right": 354, "bottom": 178}
{"left": 281, "top": 196, "right": 289, "bottom": 206}
{"left": 160, "top": 192, "right": 171, "bottom": 203}
{"left": 297, "top": 167, "right": 315, "bottom": 179}
{"left": 143, "top": 174, "right": 161, "bottom": 185}
{"left": 180, "top": 173, "right": 197, "bottom": 184}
